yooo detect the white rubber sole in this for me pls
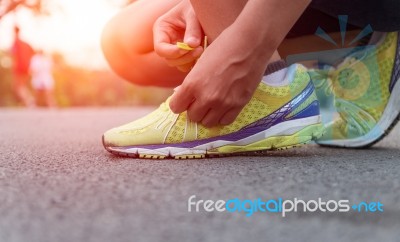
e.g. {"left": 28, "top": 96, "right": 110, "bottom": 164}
{"left": 106, "top": 115, "right": 323, "bottom": 158}
{"left": 317, "top": 77, "right": 400, "bottom": 147}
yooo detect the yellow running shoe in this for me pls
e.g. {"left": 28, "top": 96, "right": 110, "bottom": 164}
{"left": 313, "top": 32, "right": 400, "bottom": 147}
{"left": 103, "top": 64, "right": 324, "bottom": 159}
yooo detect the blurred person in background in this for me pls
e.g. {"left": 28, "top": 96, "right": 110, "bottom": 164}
{"left": 11, "top": 25, "right": 35, "bottom": 107}
{"left": 29, "top": 49, "right": 56, "bottom": 108}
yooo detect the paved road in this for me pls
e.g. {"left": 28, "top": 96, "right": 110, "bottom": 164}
{"left": 0, "top": 108, "right": 399, "bottom": 242}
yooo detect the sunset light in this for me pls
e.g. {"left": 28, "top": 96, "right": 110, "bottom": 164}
{"left": 0, "top": 0, "right": 122, "bottom": 69}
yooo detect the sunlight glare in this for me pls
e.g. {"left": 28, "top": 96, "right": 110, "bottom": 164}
{"left": 0, "top": 0, "right": 121, "bottom": 69}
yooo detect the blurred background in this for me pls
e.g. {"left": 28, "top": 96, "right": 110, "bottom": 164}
{"left": 0, "top": 0, "right": 171, "bottom": 107}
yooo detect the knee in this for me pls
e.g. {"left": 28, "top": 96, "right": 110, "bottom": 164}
{"left": 101, "top": 17, "right": 128, "bottom": 78}
{"left": 101, "top": 17, "right": 149, "bottom": 86}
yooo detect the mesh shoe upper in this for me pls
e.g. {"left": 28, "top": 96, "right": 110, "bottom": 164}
{"left": 313, "top": 32, "right": 398, "bottom": 141}
{"left": 104, "top": 64, "right": 318, "bottom": 147}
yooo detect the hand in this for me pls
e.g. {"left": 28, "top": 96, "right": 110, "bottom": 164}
{"left": 169, "top": 26, "right": 268, "bottom": 127}
{"left": 153, "top": 0, "right": 204, "bottom": 72}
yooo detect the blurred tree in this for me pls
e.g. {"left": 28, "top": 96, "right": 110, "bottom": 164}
{"left": 0, "top": 0, "right": 173, "bottom": 107}
{"left": 0, "top": 0, "right": 53, "bottom": 19}
{"left": 123, "top": 0, "right": 136, "bottom": 5}
{"left": 106, "top": 0, "right": 136, "bottom": 8}
{"left": 0, "top": 0, "right": 132, "bottom": 19}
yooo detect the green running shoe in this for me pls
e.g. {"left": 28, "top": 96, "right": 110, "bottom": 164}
{"left": 103, "top": 64, "right": 324, "bottom": 159}
{"left": 312, "top": 32, "right": 400, "bottom": 148}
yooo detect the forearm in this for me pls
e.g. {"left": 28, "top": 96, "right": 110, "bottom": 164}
{"left": 189, "top": 0, "right": 248, "bottom": 42}
{"left": 189, "top": 0, "right": 310, "bottom": 75}
{"left": 170, "top": 0, "right": 310, "bottom": 125}
{"left": 228, "top": 0, "right": 311, "bottom": 63}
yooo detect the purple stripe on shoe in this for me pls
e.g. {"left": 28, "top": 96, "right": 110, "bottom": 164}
{"left": 118, "top": 82, "right": 315, "bottom": 150}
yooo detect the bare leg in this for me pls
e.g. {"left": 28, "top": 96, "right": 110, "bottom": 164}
{"left": 102, "top": 0, "right": 186, "bottom": 87}
{"left": 45, "top": 90, "right": 57, "bottom": 108}
{"left": 14, "top": 75, "right": 35, "bottom": 107}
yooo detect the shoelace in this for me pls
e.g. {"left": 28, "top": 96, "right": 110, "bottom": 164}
{"left": 308, "top": 49, "right": 377, "bottom": 135}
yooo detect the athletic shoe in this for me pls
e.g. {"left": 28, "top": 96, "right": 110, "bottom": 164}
{"left": 102, "top": 64, "right": 324, "bottom": 159}
{"left": 313, "top": 32, "right": 400, "bottom": 147}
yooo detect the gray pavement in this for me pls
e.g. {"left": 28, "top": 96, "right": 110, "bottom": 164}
{"left": 0, "top": 108, "right": 399, "bottom": 242}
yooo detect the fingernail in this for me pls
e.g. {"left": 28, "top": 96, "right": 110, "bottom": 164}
{"left": 187, "top": 37, "right": 199, "bottom": 46}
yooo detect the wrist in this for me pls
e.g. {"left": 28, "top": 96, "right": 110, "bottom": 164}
{"left": 231, "top": 17, "right": 279, "bottom": 59}
{"left": 219, "top": 24, "right": 276, "bottom": 73}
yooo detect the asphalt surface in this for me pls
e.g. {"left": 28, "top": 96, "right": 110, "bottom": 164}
{"left": 0, "top": 108, "right": 399, "bottom": 242}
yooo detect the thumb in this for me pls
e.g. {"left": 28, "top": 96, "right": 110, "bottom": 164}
{"left": 169, "top": 84, "right": 195, "bottom": 114}
{"left": 183, "top": 15, "right": 202, "bottom": 48}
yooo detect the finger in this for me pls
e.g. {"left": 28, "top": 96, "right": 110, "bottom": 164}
{"left": 219, "top": 107, "right": 243, "bottom": 125}
{"left": 187, "top": 100, "right": 210, "bottom": 123}
{"left": 154, "top": 42, "right": 189, "bottom": 59}
{"left": 169, "top": 84, "right": 195, "bottom": 114}
{"left": 201, "top": 108, "right": 225, "bottom": 128}
{"left": 184, "top": 13, "right": 203, "bottom": 48}
{"left": 153, "top": 23, "right": 189, "bottom": 58}
{"left": 166, "top": 47, "right": 203, "bottom": 67}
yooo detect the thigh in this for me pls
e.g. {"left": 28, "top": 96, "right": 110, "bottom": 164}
{"left": 103, "top": 0, "right": 187, "bottom": 87}
{"left": 117, "top": 0, "right": 182, "bottom": 53}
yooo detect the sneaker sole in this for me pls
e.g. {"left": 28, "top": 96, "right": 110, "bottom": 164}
{"left": 317, "top": 76, "right": 400, "bottom": 148}
{"left": 103, "top": 116, "right": 324, "bottom": 159}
